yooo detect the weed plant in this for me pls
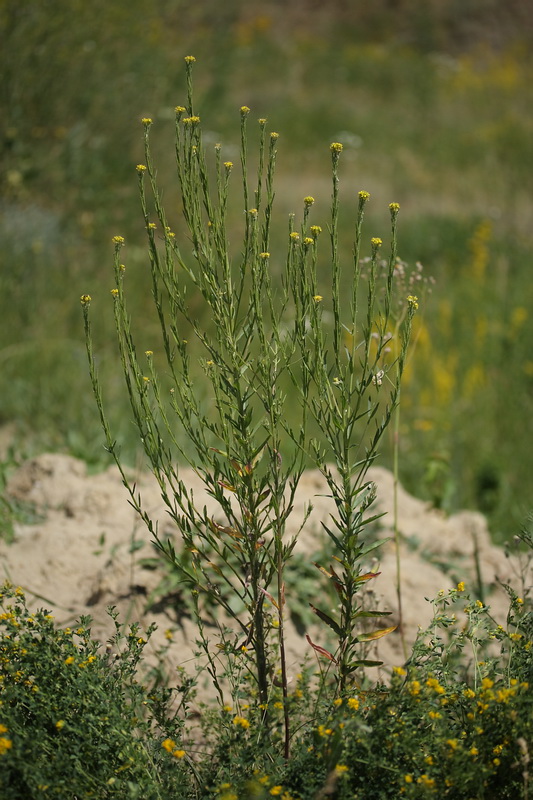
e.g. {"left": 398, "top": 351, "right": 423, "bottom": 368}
{"left": 82, "top": 56, "right": 415, "bottom": 751}
{"left": 2, "top": 555, "right": 531, "bottom": 798}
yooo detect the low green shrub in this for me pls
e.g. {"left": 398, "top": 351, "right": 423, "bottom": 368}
{"left": 2, "top": 574, "right": 531, "bottom": 798}
{"left": 0, "top": 584, "right": 191, "bottom": 799}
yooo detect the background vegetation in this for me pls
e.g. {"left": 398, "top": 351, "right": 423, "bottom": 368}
{"left": 1, "top": 0, "right": 533, "bottom": 538}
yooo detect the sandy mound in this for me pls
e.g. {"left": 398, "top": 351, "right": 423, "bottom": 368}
{"left": 1, "top": 454, "right": 525, "bottom": 694}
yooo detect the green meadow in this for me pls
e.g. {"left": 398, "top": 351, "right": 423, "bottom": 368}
{"left": 2, "top": 1, "right": 533, "bottom": 538}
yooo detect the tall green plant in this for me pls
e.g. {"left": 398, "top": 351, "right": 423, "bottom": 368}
{"left": 81, "top": 56, "right": 418, "bottom": 758}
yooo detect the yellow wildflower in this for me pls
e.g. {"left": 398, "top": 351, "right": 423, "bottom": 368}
{"left": 0, "top": 736, "right": 12, "bottom": 756}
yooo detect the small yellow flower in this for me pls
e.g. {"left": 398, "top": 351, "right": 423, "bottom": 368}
{"left": 481, "top": 677, "right": 494, "bottom": 690}
{"left": 371, "top": 237, "right": 383, "bottom": 249}
{"left": 111, "top": 288, "right": 119, "bottom": 297}
{"left": 274, "top": 701, "right": 283, "bottom": 710}
{"left": 0, "top": 736, "right": 12, "bottom": 756}
{"left": 175, "top": 106, "right": 186, "bottom": 114}
{"left": 136, "top": 164, "right": 147, "bottom": 173}
{"left": 457, "top": 581, "right": 465, "bottom": 591}
{"left": 404, "top": 775, "right": 413, "bottom": 784}
{"left": 289, "top": 232, "right": 300, "bottom": 241}
{"left": 112, "top": 235, "right": 125, "bottom": 245}
{"left": 141, "top": 118, "right": 152, "bottom": 126}
{"left": 260, "top": 252, "right": 270, "bottom": 259}
{"left": 64, "top": 656, "right": 75, "bottom": 665}
{"left": 393, "top": 666, "right": 407, "bottom": 677}
{"left": 335, "top": 764, "right": 349, "bottom": 775}
{"left": 333, "top": 698, "right": 343, "bottom": 707}
{"left": 148, "top": 222, "right": 156, "bottom": 230}
{"left": 184, "top": 55, "right": 196, "bottom": 64}
{"left": 145, "top": 350, "right": 153, "bottom": 357}
{"left": 162, "top": 738, "right": 176, "bottom": 752}
{"left": 248, "top": 208, "right": 258, "bottom": 216}
{"left": 55, "top": 720, "right": 65, "bottom": 730}
{"left": 258, "top": 118, "right": 267, "bottom": 125}
{"left": 270, "top": 131, "right": 279, "bottom": 140}
{"left": 172, "top": 749, "right": 186, "bottom": 759}
{"left": 240, "top": 106, "right": 251, "bottom": 115}
{"left": 347, "top": 697, "right": 360, "bottom": 710}
{"left": 407, "top": 294, "right": 419, "bottom": 310}
{"left": 303, "top": 237, "right": 313, "bottom": 246}
{"left": 389, "top": 202, "right": 400, "bottom": 213}
{"left": 270, "top": 787, "right": 283, "bottom": 796}
{"left": 164, "top": 629, "right": 173, "bottom": 641}
{"left": 304, "top": 196, "right": 315, "bottom": 206}
{"left": 358, "top": 190, "right": 370, "bottom": 201}
{"left": 470, "top": 746, "right": 479, "bottom": 756}
{"left": 313, "top": 295, "right": 323, "bottom": 302}
{"left": 80, "top": 294, "right": 91, "bottom": 305}
{"left": 233, "top": 715, "right": 250, "bottom": 729}
{"left": 224, "top": 161, "right": 233, "bottom": 170}
{"left": 446, "top": 738, "right": 459, "bottom": 750}
{"left": 310, "top": 225, "right": 322, "bottom": 237}
{"left": 330, "top": 142, "right": 343, "bottom": 153}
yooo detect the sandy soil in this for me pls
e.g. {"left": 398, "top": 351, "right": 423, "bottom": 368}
{"left": 1, "top": 453, "right": 526, "bottom": 696}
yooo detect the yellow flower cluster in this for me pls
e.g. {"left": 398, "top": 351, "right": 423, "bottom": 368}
{"left": 162, "top": 738, "right": 186, "bottom": 759}
{"left": 232, "top": 715, "right": 250, "bottom": 729}
{"left": 0, "top": 724, "right": 12, "bottom": 756}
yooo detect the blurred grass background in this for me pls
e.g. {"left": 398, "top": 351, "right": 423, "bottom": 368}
{"left": 1, "top": 0, "right": 532, "bottom": 539}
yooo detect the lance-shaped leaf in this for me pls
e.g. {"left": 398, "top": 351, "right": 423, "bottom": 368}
{"left": 355, "top": 610, "right": 392, "bottom": 618}
{"left": 357, "top": 624, "right": 397, "bottom": 642}
{"left": 359, "top": 537, "right": 391, "bottom": 558}
{"left": 305, "top": 634, "right": 338, "bottom": 664}
{"left": 209, "top": 519, "right": 243, "bottom": 539}
{"left": 259, "top": 586, "right": 279, "bottom": 611}
{"left": 346, "top": 659, "right": 383, "bottom": 672}
{"left": 355, "top": 571, "right": 381, "bottom": 583}
{"left": 310, "top": 604, "right": 342, "bottom": 636}
{"left": 218, "top": 480, "right": 237, "bottom": 493}
{"left": 313, "top": 562, "right": 344, "bottom": 597}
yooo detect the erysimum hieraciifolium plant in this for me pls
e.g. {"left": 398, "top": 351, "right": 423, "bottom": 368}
{"left": 81, "top": 55, "right": 418, "bottom": 758}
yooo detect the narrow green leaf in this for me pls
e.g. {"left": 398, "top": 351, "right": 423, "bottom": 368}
{"left": 310, "top": 604, "right": 342, "bottom": 636}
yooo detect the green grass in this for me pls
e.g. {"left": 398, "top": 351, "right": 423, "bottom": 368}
{"left": 2, "top": 2, "right": 533, "bottom": 536}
